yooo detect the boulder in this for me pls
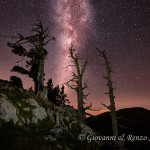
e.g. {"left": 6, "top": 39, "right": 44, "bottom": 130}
{"left": 25, "top": 98, "right": 40, "bottom": 107}
{"left": 23, "top": 107, "right": 30, "bottom": 112}
{"left": 47, "top": 108, "right": 55, "bottom": 123}
{"left": 0, "top": 97, "right": 18, "bottom": 124}
{"left": 44, "top": 135, "right": 57, "bottom": 141}
{"left": 26, "top": 118, "right": 30, "bottom": 124}
{"left": 50, "top": 128, "right": 63, "bottom": 137}
{"left": 63, "top": 105, "right": 77, "bottom": 118}
{"left": 32, "top": 117, "right": 38, "bottom": 124}
{"left": 80, "top": 122, "right": 94, "bottom": 135}
{"left": 32, "top": 107, "right": 47, "bottom": 120}
{"left": 25, "top": 98, "right": 47, "bottom": 121}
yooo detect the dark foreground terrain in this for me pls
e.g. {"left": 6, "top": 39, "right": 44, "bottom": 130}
{"left": 87, "top": 107, "right": 150, "bottom": 150}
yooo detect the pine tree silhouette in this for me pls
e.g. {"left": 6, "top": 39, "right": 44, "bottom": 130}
{"left": 8, "top": 21, "right": 55, "bottom": 97}
{"left": 10, "top": 76, "right": 23, "bottom": 88}
{"left": 47, "top": 78, "right": 69, "bottom": 106}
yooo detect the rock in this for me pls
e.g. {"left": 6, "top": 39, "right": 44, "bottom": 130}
{"left": 80, "top": 122, "right": 94, "bottom": 135}
{"left": 25, "top": 98, "right": 40, "bottom": 107}
{"left": 44, "top": 135, "right": 57, "bottom": 141}
{"left": 21, "top": 117, "right": 25, "bottom": 123}
{"left": 24, "top": 98, "right": 47, "bottom": 121}
{"left": 47, "top": 108, "right": 55, "bottom": 123}
{"left": 69, "top": 120, "right": 78, "bottom": 130}
{"left": 32, "top": 107, "right": 47, "bottom": 120}
{"left": 50, "top": 128, "right": 63, "bottom": 137}
{"left": 54, "top": 106, "right": 68, "bottom": 129}
{"left": 26, "top": 118, "right": 30, "bottom": 124}
{"left": 24, "top": 98, "right": 47, "bottom": 122}
{"left": 18, "top": 122, "right": 23, "bottom": 126}
{"left": 0, "top": 93, "right": 7, "bottom": 100}
{"left": 63, "top": 105, "right": 77, "bottom": 118}
{"left": 0, "top": 98, "right": 18, "bottom": 124}
{"left": 51, "top": 106, "right": 78, "bottom": 130}
{"left": 23, "top": 107, "right": 30, "bottom": 112}
{"left": 17, "top": 103, "right": 21, "bottom": 107}
{"left": 65, "top": 116, "right": 70, "bottom": 121}
{"left": 32, "top": 117, "right": 38, "bottom": 124}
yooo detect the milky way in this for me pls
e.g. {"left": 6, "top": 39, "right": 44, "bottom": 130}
{"left": 0, "top": 0, "right": 150, "bottom": 114}
{"left": 52, "top": 0, "right": 93, "bottom": 85}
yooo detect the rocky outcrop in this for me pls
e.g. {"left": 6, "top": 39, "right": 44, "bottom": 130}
{"left": 0, "top": 91, "right": 94, "bottom": 135}
{"left": 0, "top": 94, "right": 18, "bottom": 124}
{"left": 0, "top": 79, "right": 101, "bottom": 150}
{"left": 0, "top": 95, "right": 47, "bottom": 125}
{"left": 25, "top": 98, "right": 47, "bottom": 121}
{"left": 80, "top": 122, "right": 94, "bottom": 135}
{"left": 32, "top": 107, "right": 47, "bottom": 121}
{"left": 25, "top": 98, "right": 40, "bottom": 107}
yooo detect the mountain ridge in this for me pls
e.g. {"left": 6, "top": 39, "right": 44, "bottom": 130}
{"left": 87, "top": 107, "right": 150, "bottom": 150}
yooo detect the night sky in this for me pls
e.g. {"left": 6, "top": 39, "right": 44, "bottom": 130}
{"left": 0, "top": 0, "right": 150, "bottom": 115}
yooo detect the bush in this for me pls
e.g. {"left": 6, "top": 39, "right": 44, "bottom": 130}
{"left": 10, "top": 76, "right": 23, "bottom": 88}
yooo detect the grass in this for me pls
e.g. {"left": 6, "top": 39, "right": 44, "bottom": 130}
{"left": 0, "top": 120, "right": 57, "bottom": 150}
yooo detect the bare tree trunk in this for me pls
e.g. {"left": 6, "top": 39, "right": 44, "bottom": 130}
{"left": 34, "top": 78, "right": 38, "bottom": 94}
{"left": 77, "top": 77, "right": 85, "bottom": 123}
{"left": 37, "top": 31, "right": 45, "bottom": 96}
{"left": 107, "top": 62, "right": 118, "bottom": 137}
{"left": 109, "top": 86, "right": 118, "bottom": 137}
{"left": 37, "top": 58, "right": 44, "bottom": 94}
{"left": 66, "top": 46, "right": 88, "bottom": 123}
{"left": 97, "top": 48, "right": 118, "bottom": 137}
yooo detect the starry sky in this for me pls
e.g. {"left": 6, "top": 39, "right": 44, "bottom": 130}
{"left": 0, "top": 0, "right": 150, "bottom": 115}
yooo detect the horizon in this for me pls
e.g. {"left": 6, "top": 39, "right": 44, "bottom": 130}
{"left": 0, "top": 0, "right": 150, "bottom": 113}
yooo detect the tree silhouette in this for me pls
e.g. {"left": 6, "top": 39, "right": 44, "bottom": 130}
{"left": 97, "top": 48, "right": 118, "bottom": 138}
{"left": 66, "top": 45, "right": 90, "bottom": 123}
{"left": 52, "top": 85, "right": 60, "bottom": 105}
{"left": 10, "top": 76, "right": 23, "bottom": 88}
{"left": 47, "top": 78, "right": 55, "bottom": 103}
{"left": 8, "top": 21, "right": 55, "bottom": 97}
{"left": 59, "top": 85, "right": 70, "bottom": 106}
{"left": 47, "top": 78, "right": 69, "bottom": 106}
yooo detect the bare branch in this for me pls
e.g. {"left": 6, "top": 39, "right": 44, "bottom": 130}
{"left": 102, "top": 75, "right": 108, "bottom": 79}
{"left": 72, "top": 72, "right": 78, "bottom": 78}
{"left": 83, "top": 93, "right": 90, "bottom": 100}
{"left": 66, "top": 65, "right": 76, "bottom": 68}
{"left": 81, "top": 61, "right": 88, "bottom": 77}
{"left": 84, "top": 103, "right": 92, "bottom": 110}
{"left": 101, "top": 103, "right": 111, "bottom": 110}
{"left": 82, "top": 83, "right": 88, "bottom": 90}
{"left": 15, "top": 55, "right": 25, "bottom": 64}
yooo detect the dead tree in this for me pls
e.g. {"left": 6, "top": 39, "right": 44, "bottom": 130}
{"left": 66, "top": 45, "right": 90, "bottom": 123}
{"left": 97, "top": 48, "right": 118, "bottom": 137}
